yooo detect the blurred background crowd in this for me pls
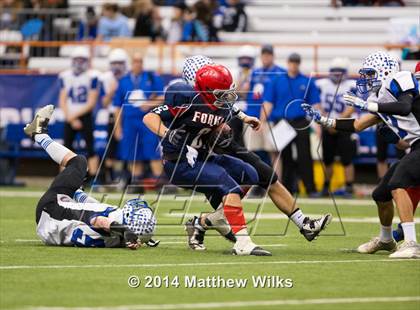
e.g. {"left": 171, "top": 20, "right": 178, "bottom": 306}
{"left": 0, "top": 0, "right": 419, "bottom": 197}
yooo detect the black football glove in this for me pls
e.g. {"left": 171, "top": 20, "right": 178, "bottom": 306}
{"left": 166, "top": 128, "right": 186, "bottom": 146}
{"left": 110, "top": 221, "right": 139, "bottom": 247}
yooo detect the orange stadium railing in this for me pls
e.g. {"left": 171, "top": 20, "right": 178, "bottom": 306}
{"left": 0, "top": 40, "right": 418, "bottom": 75}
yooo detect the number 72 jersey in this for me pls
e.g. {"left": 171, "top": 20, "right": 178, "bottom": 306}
{"left": 151, "top": 81, "right": 233, "bottom": 159}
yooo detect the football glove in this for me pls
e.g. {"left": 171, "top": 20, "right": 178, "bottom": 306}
{"left": 343, "top": 92, "right": 369, "bottom": 111}
{"left": 301, "top": 103, "right": 335, "bottom": 128}
{"left": 166, "top": 128, "right": 186, "bottom": 146}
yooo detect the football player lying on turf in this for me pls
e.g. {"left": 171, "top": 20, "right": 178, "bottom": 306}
{"left": 24, "top": 105, "right": 157, "bottom": 249}
{"left": 179, "top": 56, "right": 332, "bottom": 251}
{"left": 302, "top": 51, "right": 420, "bottom": 259}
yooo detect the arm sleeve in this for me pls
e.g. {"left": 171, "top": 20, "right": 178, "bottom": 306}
{"left": 376, "top": 91, "right": 413, "bottom": 116}
{"left": 152, "top": 74, "right": 164, "bottom": 97}
{"left": 59, "top": 76, "right": 65, "bottom": 89}
{"left": 90, "top": 77, "right": 98, "bottom": 90}
{"left": 262, "top": 79, "right": 275, "bottom": 103}
{"left": 151, "top": 104, "right": 175, "bottom": 122}
{"left": 306, "top": 79, "right": 321, "bottom": 105}
{"left": 112, "top": 82, "right": 124, "bottom": 108}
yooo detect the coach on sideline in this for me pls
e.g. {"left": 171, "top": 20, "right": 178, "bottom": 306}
{"left": 260, "top": 52, "right": 320, "bottom": 197}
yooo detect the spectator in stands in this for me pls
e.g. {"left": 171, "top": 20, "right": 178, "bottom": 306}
{"left": 112, "top": 52, "right": 164, "bottom": 192}
{"left": 77, "top": 6, "right": 98, "bottom": 40}
{"left": 58, "top": 46, "right": 99, "bottom": 185}
{"left": 261, "top": 52, "right": 320, "bottom": 197}
{"left": 221, "top": 0, "right": 247, "bottom": 32}
{"left": 243, "top": 44, "right": 285, "bottom": 178}
{"left": 182, "top": 0, "right": 218, "bottom": 42}
{"left": 166, "top": 1, "right": 187, "bottom": 43}
{"left": 133, "top": 0, "right": 165, "bottom": 41}
{"left": 97, "top": 3, "right": 131, "bottom": 41}
{"left": 0, "top": 0, "right": 22, "bottom": 30}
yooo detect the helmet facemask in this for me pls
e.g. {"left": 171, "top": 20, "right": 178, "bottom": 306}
{"left": 72, "top": 57, "right": 89, "bottom": 75}
{"left": 211, "top": 83, "right": 238, "bottom": 109}
{"left": 110, "top": 61, "right": 127, "bottom": 79}
{"left": 329, "top": 68, "right": 347, "bottom": 84}
{"left": 356, "top": 67, "right": 381, "bottom": 94}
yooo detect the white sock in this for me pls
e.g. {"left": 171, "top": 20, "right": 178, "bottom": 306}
{"left": 34, "top": 134, "right": 70, "bottom": 165}
{"left": 379, "top": 225, "right": 392, "bottom": 242}
{"left": 235, "top": 228, "right": 253, "bottom": 247}
{"left": 401, "top": 222, "right": 417, "bottom": 243}
{"left": 290, "top": 208, "right": 305, "bottom": 229}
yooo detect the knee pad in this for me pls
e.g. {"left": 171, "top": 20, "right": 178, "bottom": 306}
{"left": 372, "top": 183, "right": 392, "bottom": 203}
{"left": 68, "top": 155, "right": 88, "bottom": 173}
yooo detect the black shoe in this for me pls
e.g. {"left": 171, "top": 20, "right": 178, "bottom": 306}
{"left": 300, "top": 214, "right": 332, "bottom": 241}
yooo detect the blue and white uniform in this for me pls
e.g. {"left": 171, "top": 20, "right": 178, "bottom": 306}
{"left": 37, "top": 191, "right": 123, "bottom": 248}
{"left": 371, "top": 71, "right": 420, "bottom": 146}
{"left": 59, "top": 69, "right": 99, "bottom": 116}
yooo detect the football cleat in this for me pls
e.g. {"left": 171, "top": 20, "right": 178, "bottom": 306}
{"left": 389, "top": 240, "right": 420, "bottom": 259}
{"left": 392, "top": 223, "right": 404, "bottom": 242}
{"left": 185, "top": 217, "right": 206, "bottom": 251}
{"left": 232, "top": 242, "right": 272, "bottom": 256}
{"left": 357, "top": 237, "right": 397, "bottom": 254}
{"left": 300, "top": 214, "right": 332, "bottom": 241}
{"left": 24, "top": 104, "right": 54, "bottom": 140}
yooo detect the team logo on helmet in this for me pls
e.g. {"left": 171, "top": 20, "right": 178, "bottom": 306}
{"left": 356, "top": 51, "right": 399, "bottom": 94}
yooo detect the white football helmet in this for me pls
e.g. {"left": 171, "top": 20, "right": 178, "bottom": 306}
{"left": 356, "top": 51, "right": 400, "bottom": 94}
{"left": 329, "top": 57, "right": 349, "bottom": 83}
{"left": 108, "top": 48, "right": 128, "bottom": 78}
{"left": 70, "top": 46, "right": 90, "bottom": 75}
{"left": 182, "top": 55, "right": 214, "bottom": 87}
{"left": 238, "top": 45, "right": 256, "bottom": 68}
{"left": 122, "top": 199, "right": 156, "bottom": 243}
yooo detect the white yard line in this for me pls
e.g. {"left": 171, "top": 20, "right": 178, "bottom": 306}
{"left": 0, "top": 190, "right": 375, "bottom": 206}
{"left": 27, "top": 296, "right": 420, "bottom": 310}
{"left": 1, "top": 258, "right": 417, "bottom": 271}
{"left": 165, "top": 213, "right": 420, "bottom": 224}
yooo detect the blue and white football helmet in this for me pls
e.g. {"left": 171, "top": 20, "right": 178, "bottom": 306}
{"left": 122, "top": 199, "right": 156, "bottom": 242}
{"left": 356, "top": 51, "right": 400, "bottom": 94}
{"left": 182, "top": 55, "right": 214, "bottom": 87}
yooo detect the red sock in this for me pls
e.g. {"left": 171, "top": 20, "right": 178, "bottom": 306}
{"left": 407, "top": 186, "right": 420, "bottom": 213}
{"left": 223, "top": 205, "right": 246, "bottom": 234}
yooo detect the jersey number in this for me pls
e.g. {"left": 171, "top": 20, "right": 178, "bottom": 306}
{"left": 191, "top": 128, "right": 212, "bottom": 149}
{"left": 324, "top": 94, "right": 345, "bottom": 114}
{"left": 71, "top": 86, "right": 88, "bottom": 103}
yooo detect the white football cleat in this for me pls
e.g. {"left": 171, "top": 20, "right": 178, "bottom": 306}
{"left": 24, "top": 104, "right": 54, "bottom": 139}
{"left": 300, "top": 213, "right": 332, "bottom": 241}
{"left": 232, "top": 241, "right": 272, "bottom": 256}
{"left": 389, "top": 240, "right": 420, "bottom": 259}
{"left": 357, "top": 237, "right": 397, "bottom": 254}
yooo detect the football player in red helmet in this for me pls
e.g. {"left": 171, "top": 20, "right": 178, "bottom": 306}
{"left": 195, "top": 64, "right": 238, "bottom": 109}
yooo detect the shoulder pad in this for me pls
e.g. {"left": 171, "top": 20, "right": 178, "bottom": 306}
{"left": 164, "top": 81, "right": 196, "bottom": 108}
{"left": 389, "top": 71, "right": 418, "bottom": 98}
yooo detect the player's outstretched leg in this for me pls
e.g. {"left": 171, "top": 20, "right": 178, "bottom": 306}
{"left": 24, "top": 105, "right": 76, "bottom": 167}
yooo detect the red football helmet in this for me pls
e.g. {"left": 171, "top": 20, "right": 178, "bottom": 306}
{"left": 195, "top": 64, "right": 237, "bottom": 108}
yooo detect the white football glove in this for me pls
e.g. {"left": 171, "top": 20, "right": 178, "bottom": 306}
{"left": 343, "top": 92, "right": 379, "bottom": 112}
{"left": 301, "top": 103, "right": 335, "bottom": 128}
